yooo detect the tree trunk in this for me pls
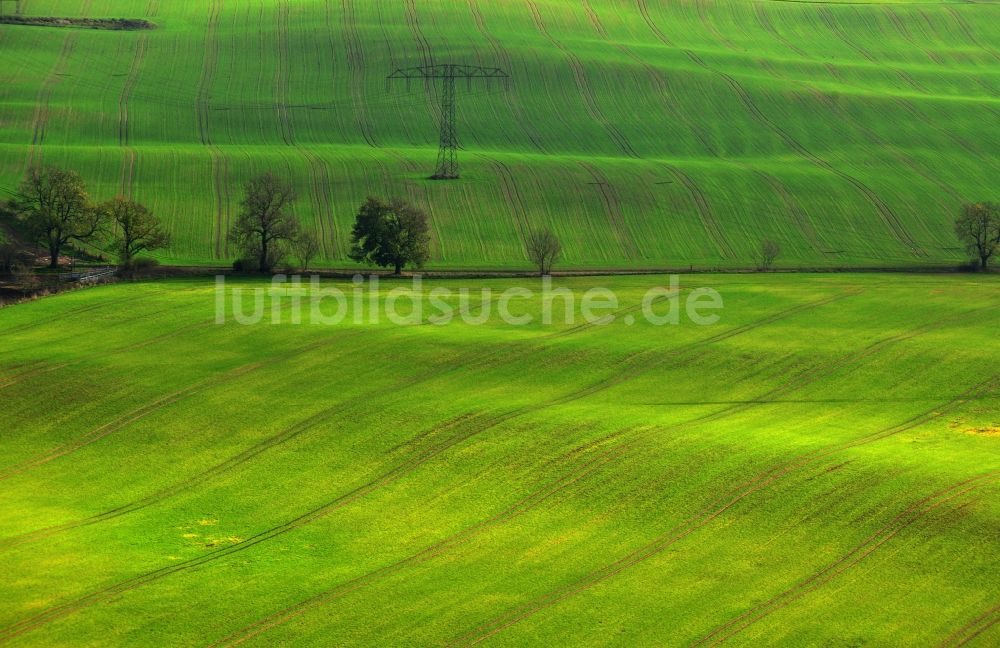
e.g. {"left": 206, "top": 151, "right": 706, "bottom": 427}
{"left": 48, "top": 242, "right": 60, "bottom": 268}
{"left": 982, "top": 253, "right": 990, "bottom": 270}
{"left": 394, "top": 261, "right": 402, "bottom": 276}
{"left": 260, "top": 239, "right": 269, "bottom": 273}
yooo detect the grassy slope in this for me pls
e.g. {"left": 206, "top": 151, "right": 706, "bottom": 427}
{"left": 0, "top": 1, "right": 998, "bottom": 269}
{"left": 0, "top": 274, "right": 998, "bottom": 645}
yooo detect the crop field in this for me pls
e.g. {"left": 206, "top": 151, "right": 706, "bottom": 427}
{"left": 0, "top": 273, "right": 998, "bottom": 645}
{"left": 1, "top": 0, "right": 998, "bottom": 268}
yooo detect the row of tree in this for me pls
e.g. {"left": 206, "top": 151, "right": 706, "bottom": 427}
{"left": 8, "top": 166, "right": 999, "bottom": 274}
{"left": 11, "top": 167, "right": 169, "bottom": 269}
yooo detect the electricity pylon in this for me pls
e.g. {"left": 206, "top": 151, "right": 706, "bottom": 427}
{"left": 387, "top": 63, "right": 509, "bottom": 180}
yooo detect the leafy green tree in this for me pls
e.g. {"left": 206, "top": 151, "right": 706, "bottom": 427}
{"left": 955, "top": 202, "right": 1000, "bottom": 270}
{"left": 229, "top": 171, "right": 299, "bottom": 273}
{"left": 14, "top": 166, "right": 104, "bottom": 268}
{"left": 100, "top": 196, "right": 169, "bottom": 266}
{"left": 349, "top": 197, "right": 430, "bottom": 275}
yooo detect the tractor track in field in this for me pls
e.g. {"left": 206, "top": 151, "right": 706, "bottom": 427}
{"left": 817, "top": 6, "right": 927, "bottom": 94}
{"left": 0, "top": 329, "right": 370, "bottom": 484}
{"left": 467, "top": 0, "right": 548, "bottom": 154}
{"left": 196, "top": 0, "right": 231, "bottom": 260}
{"left": 26, "top": 34, "right": 77, "bottom": 169}
{"left": 662, "top": 165, "right": 736, "bottom": 260}
{"left": 695, "top": 0, "right": 738, "bottom": 52}
{"left": 686, "top": 50, "right": 924, "bottom": 257}
{"left": 117, "top": 35, "right": 147, "bottom": 148}
{"left": 209, "top": 436, "right": 634, "bottom": 646}
{"left": 404, "top": 0, "right": 434, "bottom": 69}
{"left": 578, "top": 1, "right": 736, "bottom": 259}
{"left": 341, "top": 0, "right": 377, "bottom": 147}
{"left": 944, "top": 6, "right": 1000, "bottom": 65}
{"left": 117, "top": 34, "right": 148, "bottom": 197}
{"left": 204, "top": 300, "right": 991, "bottom": 644}
{"left": 524, "top": 0, "right": 640, "bottom": 159}
{"left": 0, "top": 290, "right": 172, "bottom": 339}
{"left": 473, "top": 154, "right": 531, "bottom": 245}
{"left": 634, "top": 0, "right": 924, "bottom": 257}
{"left": 691, "top": 470, "right": 1000, "bottom": 646}
{"left": 753, "top": 3, "right": 807, "bottom": 57}
{"left": 447, "top": 373, "right": 1000, "bottom": 646}
{"left": 883, "top": 6, "right": 942, "bottom": 65}
{"left": 0, "top": 292, "right": 636, "bottom": 550}
{"left": 580, "top": 162, "right": 641, "bottom": 261}
{"left": 756, "top": 171, "right": 829, "bottom": 255}
{"left": 275, "top": 0, "right": 294, "bottom": 147}
{"left": 940, "top": 602, "right": 1000, "bottom": 648}
{"left": 0, "top": 294, "right": 852, "bottom": 639}
{"left": 0, "top": 316, "right": 217, "bottom": 391}
{"left": 145, "top": 0, "right": 160, "bottom": 17}
{"left": 272, "top": 1, "right": 335, "bottom": 256}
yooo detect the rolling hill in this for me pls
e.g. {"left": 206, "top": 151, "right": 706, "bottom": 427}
{"left": 1, "top": 0, "right": 998, "bottom": 268}
{"left": 0, "top": 274, "right": 999, "bottom": 645}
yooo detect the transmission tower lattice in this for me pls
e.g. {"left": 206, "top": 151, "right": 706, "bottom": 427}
{"left": 387, "top": 64, "right": 510, "bottom": 180}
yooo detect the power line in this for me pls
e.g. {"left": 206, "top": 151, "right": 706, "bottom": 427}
{"left": 387, "top": 63, "right": 509, "bottom": 179}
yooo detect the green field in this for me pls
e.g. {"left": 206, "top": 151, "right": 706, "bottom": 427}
{"left": 1, "top": 0, "right": 998, "bottom": 268}
{"left": 1, "top": 273, "right": 998, "bottom": 645}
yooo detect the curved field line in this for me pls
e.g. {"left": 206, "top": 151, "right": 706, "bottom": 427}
{"left": 203, "top": 299, "right": 988, "bottom": 645}
{"left": 940, "top": 602, "right": 1000, "bottom": 648}
{"left": 275, "top": 0, "right": 294, "bottom": 147}
{"left": 0, "top": 295, "right": 851, "bottom": 640}
{"left": 467, "top": 0, "right": 548, "bottom": 154}
{"left": 447, "top": 374, "right": 1000, "bottom": 646}
{"left": 691, "top": 471, "right": 1000, "bottom": 646}
{"left": 753, "top": 3, "right": 807, "bottom": 57}
{"left": 633, "top": 1, "right": 923, "bottom": 256}
{"left": 117, "top": 35, "right": 147, "bottom": 148}
{"left": 404, "top": 0, "right": 434, "bottom": 68}
{"left": 580, "top": 162, "right": 641, "bottom": 260}
{"left": 0, "top": 316, "right": 216, "bottom": 391}
{"left": 209, "top": 436, "right": 634, "bottom": 647}
{"left": 118, "top": 34, "right": 148, "bottom": 197}
{"left": 195, "top": 0, "right": 229, "bottom": 259}
{"left": 696, "top": 0, "right": 738, "bottom": 51}
{"left": 756, "top": 170, "right": 829, "bottom": 255}
{"left": 341, "top": 0, "right": 377, "bottom": 147}
{"left": 273, "top": 1, "right": 335, "bottom": 256}
{"left": 576, "top": 1, "right": 736, "bottom": 259}
{"left": 661, "top": 164, "right": 735, "bottom": 259}
{"left": 472, "top": 153, "right": 531, "bottom": 247}
{"left": 26, "top": 34, "right": 77, "bottom": 170}
{"left": 818, "top": 6, "right": 927, "bottom": 93}
{"left": 944, "top": 6, "right": 1000, "bottom": 64}
{"left": 688, "top": 52, "right": 924, "bottom": 257}
{"left": 0, "top": 329, "right": 368, "bottom": 483}
{"left": 145, "top": 0, "right": 160, "bottom": 17}
{"left": 524, "top": 0, "right": 639, "bottom": 159}
{"left": 0, "top": 292, "right": 656, "bottom": 549}
{"left": 0, "top": 290, "right": 170, "bottom": 339}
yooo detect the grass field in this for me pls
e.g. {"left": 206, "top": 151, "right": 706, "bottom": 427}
{"left": 1, "top": 273, "right": 998, "bottom": 645}
{"left": 1, "top": 1, "right": 998, "bottom": 268}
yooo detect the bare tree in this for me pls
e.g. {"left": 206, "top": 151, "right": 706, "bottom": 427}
{"left": 229, "top": 171, "right": 299, "bottom": 273}
{"left": 100, "top": 196, "right": 169, "bottom": 266}
{"left": 955, "top": 202, "right": 1000, "bottom": 270}
{"left": 292, "top": 230, "right": 320, "bottom": 272}
{"left": 14, "top": 166, "right": 104, "bottom": 268}
{"left": 525, "top": 227, "right": 561, "bottom": 277}
{"left": 757, "top": 238, "right": 781, "bottom": 271}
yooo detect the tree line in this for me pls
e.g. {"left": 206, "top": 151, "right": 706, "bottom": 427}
{"left": 5, "top": 165, "right": 999, "bottom": 276}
